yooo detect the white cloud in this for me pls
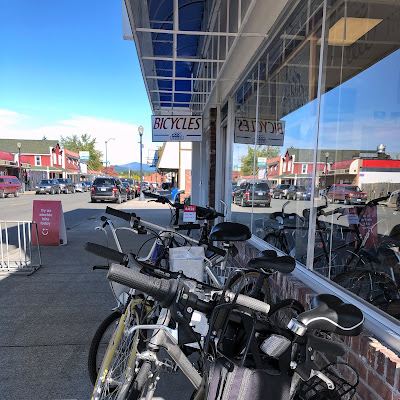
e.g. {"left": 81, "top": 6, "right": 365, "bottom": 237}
{"left": 0, "top": 109, "right": 155, "bottom": 165}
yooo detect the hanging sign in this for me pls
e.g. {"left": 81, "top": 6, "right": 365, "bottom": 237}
{"left": 183, "top": 205, "right": 197, "bottom": 222}
{"left": 234, "top": 118, "right": 285, "bottom": 146}
{"left": 152, "top": 116, "right": 202, "bottom": 142}
{"left": 31, "top": 200, "right": 67, "bottom": 246}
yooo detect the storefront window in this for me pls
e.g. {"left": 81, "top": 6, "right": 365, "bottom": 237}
{"left": 230, "top": 0, "right": 400, "bottom": 322}
{"left": 314, "top": 0, "right": 400, "bottom": 321}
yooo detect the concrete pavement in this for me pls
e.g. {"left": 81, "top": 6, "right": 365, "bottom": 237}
{"left": 0, "top": 198, "right": 193, "bottom": 400}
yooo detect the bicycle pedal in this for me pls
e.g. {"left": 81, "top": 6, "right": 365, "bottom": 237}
{"left": 161, "top": 359, "right": 178, "bottom": 373}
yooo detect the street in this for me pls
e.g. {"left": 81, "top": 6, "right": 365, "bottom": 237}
{"left": 0, "top": 191, "right": 124, "bottom": 229}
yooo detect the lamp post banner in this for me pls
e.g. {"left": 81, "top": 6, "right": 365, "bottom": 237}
{"left": 234, "top": 118, "right": 285, "bottom": 146}
{"left": 152, "top": 115, "right": 202, "bottom": 142}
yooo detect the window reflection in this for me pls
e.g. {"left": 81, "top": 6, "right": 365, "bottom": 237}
{"left": 230, "top": 0, "right": 400, "bottom": 320}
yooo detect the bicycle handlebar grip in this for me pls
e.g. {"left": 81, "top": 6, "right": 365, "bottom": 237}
{"left": 225, "top": 292, "right": 270, "bottom": 314}
{"left": 84, "top": 242, "right": 129, "bottom": 265}
{"left": 307, "top": 334, "right": 345, "bottom": 356}
{"left": 107, "top": 263, "right": 178, "bottom": 307}
{"left": 105, "top": 206, "right": 134, "bottom": 222}
{"left": 206, "top": 244, "right": 226, "bottom": 257}
{"left": 177, "top": 224, "right": 201, "bottom": 230}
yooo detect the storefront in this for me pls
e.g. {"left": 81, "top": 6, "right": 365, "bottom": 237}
{"left": 124, "top": 0, "right": 400, "bottom": 396}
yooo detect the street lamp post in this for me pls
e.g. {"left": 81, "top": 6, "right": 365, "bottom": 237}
{"left": 138, "top": 126, "right": 144, "bottom": 201}
{"left": 16, "top": 142, "right": 24, "bottom": 193}
{"left": 325, "top": 152, "right": 329, "bottom": 187}
{"left": 105, "top": 138, "right": 115, "bottom": 176}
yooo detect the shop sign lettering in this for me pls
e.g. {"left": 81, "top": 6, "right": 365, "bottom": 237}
{"left": 152, "top": 116, "right": 202, "bottom": 142}
{"left": 234, "top": 118, "right": 285, "bottom": 146}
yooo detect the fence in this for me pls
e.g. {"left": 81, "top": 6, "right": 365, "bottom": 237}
{"left": 0, "top": 221, "right": 42, "bottom": 274}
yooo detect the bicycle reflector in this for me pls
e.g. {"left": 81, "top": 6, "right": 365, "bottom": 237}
{"left": 260, "top": 335, "right": 291, "bottom": 357}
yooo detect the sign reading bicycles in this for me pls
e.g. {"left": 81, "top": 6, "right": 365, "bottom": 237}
{"left": 152, "top": 116, "right": 202, "bottom": 142}
{"left": 234, "top": 118, "right": 285, "bottom": 145}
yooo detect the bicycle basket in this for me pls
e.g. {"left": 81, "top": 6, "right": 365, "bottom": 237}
{"left": 295, "top": 363, "right": 359, "bottom": 400}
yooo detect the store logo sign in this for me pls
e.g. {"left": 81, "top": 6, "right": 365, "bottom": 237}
{"left": 152, "top": 116, "right": 202, "bottom": 142}
{"left": 234, "top": 118, "right": 285, "bottom": 146}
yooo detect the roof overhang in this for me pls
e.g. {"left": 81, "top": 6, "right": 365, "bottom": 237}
{"left": 123, "top": 0, "right": 288, "bottom": 116}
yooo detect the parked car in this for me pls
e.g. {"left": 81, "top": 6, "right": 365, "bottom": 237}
{"left": 233, "top": 181, "right": 271, "bottom": 207}
{"left": 56, "top": 178, "right": 76, "bottom": 194}
{"left": 35, "top": 179, "right": 61, "bottom": 195}
{"left": 287, "top": 185, "right": 307, "bottom": 200}
{"left": 231, "top": 184, "right": 238, "bottom": 202}
{"left": 0, "top": 176, "right": 22, "bottom": 198}
{"left": 272, "top": 184, "right": 291, "bottom": 199}
{"left": 74, "top": 182, "right": 88, "bottom": 192}
{"left": 90, "top": 177, "right": 128, "bottom": 203}
{"left": 121, "top": 181, "right": 134, "bottom": 200}
{"left": 121, "top": 178, "right": 138, "bottom": 197}
{"left": 327, "top": 184, "right": 367, "bottom": 204}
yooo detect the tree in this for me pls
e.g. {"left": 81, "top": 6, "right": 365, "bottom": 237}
{"left": 240, "top": 145, "right": 280, "bottom": 176}
{"left": 61, "top": 133, "right": 103, "bottom": 171}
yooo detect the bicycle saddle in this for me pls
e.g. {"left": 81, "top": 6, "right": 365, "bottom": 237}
{"left": 208, "top": 222, "right": 251, "bottom": 242}
{"left": 292, "top": 294, "right": 364, "bottom": 336}
{"left": 247, "top": 252, "right": 295, "bottom": 274}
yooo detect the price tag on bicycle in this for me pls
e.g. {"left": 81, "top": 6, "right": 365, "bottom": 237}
{"left": 183, "top": 205, "right": 197, "bottom": 222}
{"left": 347, "top": 207, "right": 359, "bottom": 225}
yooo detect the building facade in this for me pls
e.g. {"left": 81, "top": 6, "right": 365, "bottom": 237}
{"left": 124, "top": 1, "right": 400, "bottom": 397}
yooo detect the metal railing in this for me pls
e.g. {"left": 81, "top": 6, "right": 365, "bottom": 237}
{"left": 0, "top": 221, "right": 42, "bottom": 274}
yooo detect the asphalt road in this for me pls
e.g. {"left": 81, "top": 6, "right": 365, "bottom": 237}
{"left": 0, "top": 191, "right": 126, "bottom": 228}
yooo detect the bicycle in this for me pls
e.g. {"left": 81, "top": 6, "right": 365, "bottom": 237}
{"left": 94, "top": 248, "right": 364, "bottom": 400}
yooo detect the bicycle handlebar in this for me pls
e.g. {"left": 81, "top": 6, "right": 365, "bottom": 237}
{"left": 85, "top": 242, "right": 130, "bottom": 266}
{"left": 106, "top": 206, "right": 136, "bottom": 222}
{"left": 107, "top": 263, "right": 270, "bottom": 314}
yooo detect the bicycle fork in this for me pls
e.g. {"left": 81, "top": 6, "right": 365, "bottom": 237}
{"left": 124, "top": 308, "right": 202, "bottom": 400}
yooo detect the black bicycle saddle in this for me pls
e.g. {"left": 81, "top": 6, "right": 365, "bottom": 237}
{"left": 247, "top": 252, "right": 295, "bottom": 274}
{"left": 208, "top": 222, "right": 251, "bottom": 242}
{"left": 294, "top": 294, "right": 364, "bottom": 336}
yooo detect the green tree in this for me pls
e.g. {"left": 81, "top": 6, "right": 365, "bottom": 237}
{"left": 61, "top": 134, "right": 103, "bottom": 171}
{"left": 240, "top": 145, "right": 280, "bottom": 176}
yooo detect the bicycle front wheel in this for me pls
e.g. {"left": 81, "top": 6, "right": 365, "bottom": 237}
{"left": 227, "top": 270, "right": 271, "bottom": 304}
{"left": 88, "top": 311, "right": 122, "bottom": 386}
{"left": 91, "top": 303, "right": 143, "bottom": 400}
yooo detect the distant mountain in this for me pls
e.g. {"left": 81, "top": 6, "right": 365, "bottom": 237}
{"left": 114, "top": 162, "right": 156, "bottom": 172}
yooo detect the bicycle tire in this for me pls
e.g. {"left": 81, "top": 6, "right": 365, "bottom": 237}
{"left": 227, "top": 270, "right": 271, "bottom": 304}
{"left": 268, "top": 299, "right": 305, "bottom": 329}
{"left": 91, "top": 303, "right": 143, "bottom": 400}
{"left": 88, "top": 310, "right": 122, "bottom": 386}
{"left": 126, "top": 360, "right": 152, "bottom": 400}
{"left": 333, "top": 270, "right": 399, "bottom": 313}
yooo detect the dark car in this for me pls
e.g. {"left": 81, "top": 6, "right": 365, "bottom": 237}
{"left": 231, "top": 184, "right": 238, "bottom": 202}
{"left": 0, "top": 176, "right": 22, "bottom": 198}
{"left": 121, "top": 178, "right": 138, "bottom": 197}
{"left": 121, "top": 181, "right": 134, "bottom": 200}
{"left": 56, "top": 178, "right": 76, "bottom": 194}
{"left": 272, "top": 184, "right": 291, "bottom": 199}
{"left": 91, "top": 177, "right": 128, "bottom": 203}
{"left": 233, "top": 181, "right": 271, "bottom": 207}
{"left": 287, "top": 185, "right": 307, "bottom": 200}
{"left": 35, "top": 179, "right": 61, "bottom": 195}
{"left": 327, "top": 184, "right": 367, "bottom": 205}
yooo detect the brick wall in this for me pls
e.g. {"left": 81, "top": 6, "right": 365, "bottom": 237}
{"left": 208, "top": 108, "right": 216, "bottom": 208}
{"left": 231, "top": 240, "right": 400, "bottom": 400}
{"left": 185, "top": 169, "right": 191, "bottom": 199}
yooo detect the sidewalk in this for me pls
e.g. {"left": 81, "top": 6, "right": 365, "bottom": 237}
{"left": 0, "top": 199, "right": 192, "bottom": 400}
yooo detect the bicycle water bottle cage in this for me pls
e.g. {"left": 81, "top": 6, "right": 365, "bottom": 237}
{"left": 291, "top": 294, "right": 364, "bottom": 336}
{"left": 247, "top": 253, "right": 295, "bottom": 274}
{"left": 208, "top": 222, "right": 251, "bottom": 242}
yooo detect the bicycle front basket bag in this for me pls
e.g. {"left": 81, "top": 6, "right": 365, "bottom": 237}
{"left": 205, "top": 357, "right": 291, "bottom": 400}
{"left": 169, "top": 245, "right": 205, "bottom": 281}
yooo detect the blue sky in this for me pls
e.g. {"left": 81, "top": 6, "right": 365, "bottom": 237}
{"left": 0, "top": 0, "right": 153, "bottom": 165}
